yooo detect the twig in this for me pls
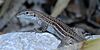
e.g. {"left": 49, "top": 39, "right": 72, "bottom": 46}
{"left": 0, "top": 0, "right": 26, "bottom": 30}
{"left": 51, "top": 0, "right": 70, "bottom": 17}
{"left": 0, "top": 0, "right": 12, "bottom": 18}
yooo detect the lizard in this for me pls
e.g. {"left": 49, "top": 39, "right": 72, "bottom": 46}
{"left": 16, "top": 9, "right": 86, "bottom": 47}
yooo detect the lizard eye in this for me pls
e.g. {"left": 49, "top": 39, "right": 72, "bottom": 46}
{"left": 26, "top": 12, "right": 28, "bottom": 14}
{"left": 25, "top": 11, "right": 30, "bottom": 15}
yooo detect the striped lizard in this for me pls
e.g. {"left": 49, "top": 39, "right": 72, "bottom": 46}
{"left": 16, "top": 10, "right": 86, "bottom": 47}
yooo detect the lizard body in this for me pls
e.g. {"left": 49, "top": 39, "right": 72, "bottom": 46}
{"left": 17, "top": 10, "right": 86, "bottom": 47}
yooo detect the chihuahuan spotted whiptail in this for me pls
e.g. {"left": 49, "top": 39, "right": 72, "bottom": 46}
{"left": 17, "top": 10, "right": 86, "bottom": 47}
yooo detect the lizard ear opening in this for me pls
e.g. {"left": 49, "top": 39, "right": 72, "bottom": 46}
{"left": 33, "top": 14, "right": 36, "bottom": 17}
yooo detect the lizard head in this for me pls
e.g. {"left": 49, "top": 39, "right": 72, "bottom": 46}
{"left": 16, "top": 10, "right": 48, "bottom": 32}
